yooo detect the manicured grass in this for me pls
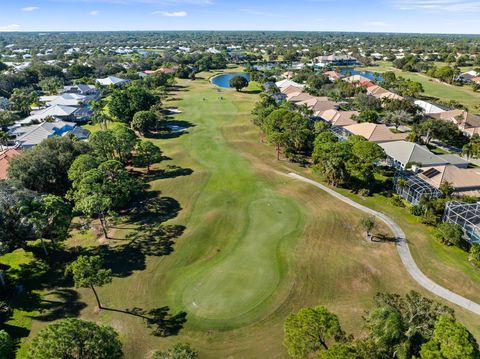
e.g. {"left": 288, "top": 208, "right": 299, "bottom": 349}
{"left": 0, "top": 249, "right": 34, "bottom": 273}
{"left": 18, "top": 69, "right": 480, "bottom": 358}
{"left": 358, "top": 61, "right": 480, "bottom": 111}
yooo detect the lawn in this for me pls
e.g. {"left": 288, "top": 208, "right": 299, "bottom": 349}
{"left": 358, "top": 61, "right": 480, "bottom": 111}
{"left": 15, "top": 70, "right": 480, "bottom": 358}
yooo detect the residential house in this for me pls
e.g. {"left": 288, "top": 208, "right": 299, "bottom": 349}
{"left": 418, "top": 165, "right": 480, "bottom": 197}
{"left": 343, "top": 123, "right": 407, "bottom": 143}
{"left": 0, "top": 148, "right": 21, "bottom": 180}
{"left": 281, "top": 85, "right": 305, "bottom": 99}
{"left": 155, "top": 67, "right": 177, "bottom": 75}
{"left": 324, "top": 71, "right": 342, "bottom": 81}
{"left": 289, "top": 92, "right": 318, "bottom": 103}
{"left": 343, "top": 75, "right": 374, "bottom": 88}
{"left": 21, "top": 104, "right": 91, "bottom": 124}
{"left": 96, "top": 75, "right": 129, "bottom": 86}
{"left": 457, "top": 71, "right": 478, "bottom": 83}
{"left": 379, "top": 141, "right": 450, "bottom": 169}
{"left": 429, "top": 109, "right": 480, "bottom": 137}
{"left": 62, "top": 84, "right": 98, "bottom": 96}
{"left": 414, "top": 100, "right": 446, "bottom": 114}
{"left": 320, "top": 110, "right": 358, "bottom": 127}
{"left": 11, "top": 120, "right": 89, "bottom": 148}
{"left": 296, "top": 97, "right": 330, "bottom": 109}
{"left": 276, "top": 79, "right": 303, "bottom": 90}
{"left": 367, "top": 85, "right": 403, "bottom": 101}
{"left": 313, "top": 54, "right": 357, "bottom": 67}
{"left": 40, "top": 93, "right": 87, "bottom": 108}
{"left": 472, "top": 77, "right": 480, "bottom": 85}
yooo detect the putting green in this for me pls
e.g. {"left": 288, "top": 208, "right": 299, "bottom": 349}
{"left": 182, "top": 197, "right": 300, "bottom": 320}
{"left": 165, "top": 78, "right": 304, "bottom": 326}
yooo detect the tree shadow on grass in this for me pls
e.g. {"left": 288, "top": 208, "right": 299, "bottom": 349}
{"left": 32, "top": 289, "right": 87, "bottom": 322}
{"left": 241, "top": 89, "right": 262, "bottom": 94}
{"left": 144, "top": 165, "right": 193, "bottom": 181}
{"left": 125, "top": 224, "right": 185, "bottom": 257}
{"left": 99, "top": 306, "right": 187, "bottom": 337}
{"left": 127, "top": 193, "right": 182, "bottom": 226}
{"left": 371, "top": 233, "right": 397, "bottom": 243}
{"left": 2, "top": 322, "right": 30, "bottom": 357}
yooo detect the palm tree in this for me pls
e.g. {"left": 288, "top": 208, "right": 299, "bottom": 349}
{"left": 384, "top": 110, "right": 410, "bottom": 130}
{"left": 0, "top": 131, "right": 9, "bottom": 151}
{"left": 462, "top": 142, "right": 474, "bottom": 160}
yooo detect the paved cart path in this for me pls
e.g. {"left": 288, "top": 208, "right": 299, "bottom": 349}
{"left": 288, "top": 172, "right": 480, "bottom": 315}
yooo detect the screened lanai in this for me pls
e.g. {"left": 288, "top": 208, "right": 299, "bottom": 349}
{"left": 394, "top": 171, "right": 442, "bottom": 205}
{"left": 443, "top": 201, "right": 480, "bottom": 243}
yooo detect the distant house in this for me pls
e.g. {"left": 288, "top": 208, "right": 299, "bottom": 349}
{"left": 343, "top": 75, "right": 374, "bottom": 88}
{"left": 276, "top": 79, "right": 303, "bottom": 90}
{"left": 367, "top": 85, "right": 403, "bottom": 101}
{"left": 155, "top": 67, "right": 177, "bottom": 75}
{"left": 472, "top": 77, "right": 480, "bottom": 85}
{"left": 429, "top": 109, "right": 480, "bottom": 137}
{"left": 21, "top": 104, "right": 91, "bottom": 124}
{"left": 311, "top": 101, "right": 340, "bottom": 117}
{"left": 342, "top": 123, "right": 407, "bottom": 143}
{"left": 68, "top": 126, "right": 91, "bottom": 140}
{"left": 414, "top": 100, "right": 446, "bottom": 114}
{"left": 296, "top": 97, "right": 330, "bottom": 109}
{"left": 40, "top": 93, "right": 87, "bottom": 108}
{"left": 0, "top": 148, "right": 21, "bottom": 180}
{"left": 281, "top": 85, "right": 305, "bottom": 100}
{"left": 457, "top": 71, "right": 478, "bottom": 83}
{"left": 320, "top": 110, "right": 358, "bottom": 127}
{"left": 324, "top": 71, "right": 342, "bottom": 81}
{"left": 96, "top": 75, "right": 129, "bottom": 86}
{"left": 313, "top": 54, "right": 357, "bottom": 67}
{"left": 62, "top": 84, "right": 98, "bottom": 96}
{"left": 289, "top": 93, "right": 318, "bottom": 103}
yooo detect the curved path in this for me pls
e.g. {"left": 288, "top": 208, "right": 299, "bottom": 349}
{"left": 288, "top": 172, "right": 480, "bottom": 315}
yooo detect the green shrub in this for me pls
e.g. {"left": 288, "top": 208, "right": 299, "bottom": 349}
{"left": 0, "top": 330, "right": 14, "bottom": 358}
{"left": 469, "top": 244, "right": 480, "bottom": 268}
{"left": 390, "top": 195, "right": 405, "bottom": 208}
{"left": 410, "top": 205, "right": 423, "bottom": 216}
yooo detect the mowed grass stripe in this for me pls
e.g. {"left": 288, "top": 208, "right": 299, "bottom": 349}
{"left": 163, "top": 79, "right": 304, "bottom": 327}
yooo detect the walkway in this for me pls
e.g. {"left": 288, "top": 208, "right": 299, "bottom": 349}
{"left": 288, "top": 172, "right": 480, "bottom": 315}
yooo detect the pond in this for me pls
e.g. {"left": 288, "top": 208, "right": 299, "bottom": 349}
{"left": 339, "top": 68, "right": 383, "bottom": 82}
{"left": 211, "top": 73, "right": 250, "bottom": 88}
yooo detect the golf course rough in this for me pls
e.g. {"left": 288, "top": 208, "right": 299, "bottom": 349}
{"left": 165, "top": 78, "right": 305, "bottom": 328}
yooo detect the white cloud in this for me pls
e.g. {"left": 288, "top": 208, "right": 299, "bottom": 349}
{"left": 392, "top": 0, "right": 480, "bottom": 12}
{"left": 0, "top": 24, "right": 20, "bottom": 32}
{"left": 90, "top": 10, "right": 100, "bottom": 15}
{"left": 58, "top": 0, "right": 213, "bottom": 4}
{"left": 364, "top": 21, "right": 389, "bottom": 26}
{"left": 315, "top": 17, "right": 326, "bottom": 22}
{"left": 152, "top": 10, "right": 188, "bottom": 16}
{"left": 21, "top": 6, "right": 39, "bottom": 12}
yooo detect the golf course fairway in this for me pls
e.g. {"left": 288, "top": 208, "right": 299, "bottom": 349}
{"left": 164, "top": 76, "right": 304, "bottom": 327}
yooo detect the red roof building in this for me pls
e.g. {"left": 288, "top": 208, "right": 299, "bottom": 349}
{"left": 0, "top": 148, "right": 21, "bottom": 180}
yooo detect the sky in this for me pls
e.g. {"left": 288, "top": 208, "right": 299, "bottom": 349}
{"left": 0, "top": 0, "right": 479, "bottom": 34}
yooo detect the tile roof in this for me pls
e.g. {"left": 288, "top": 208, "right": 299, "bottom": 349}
{"left": 430, "top": 110, "right": 480, "bottom": 129}
{"left": 344, "top": 123, "right": 407, "bottom": 143}
{"left": 418, "top": 165, "right": 480, "bottom": 197}
{"left": 320, "top": 110, "right": 358, "bottom": 127}
{"left": 0, "top": 148, "right": 21, "bottom": 180}
{"left": 379, "top": 141, "right": 449, "bottom": 167}
{"left": 96, "top": 75, "right": 128, "bottom": 86}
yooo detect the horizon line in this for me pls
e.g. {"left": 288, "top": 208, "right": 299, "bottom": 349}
{"left": 1, "top": 30, "right": 480, "bottom": 36}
